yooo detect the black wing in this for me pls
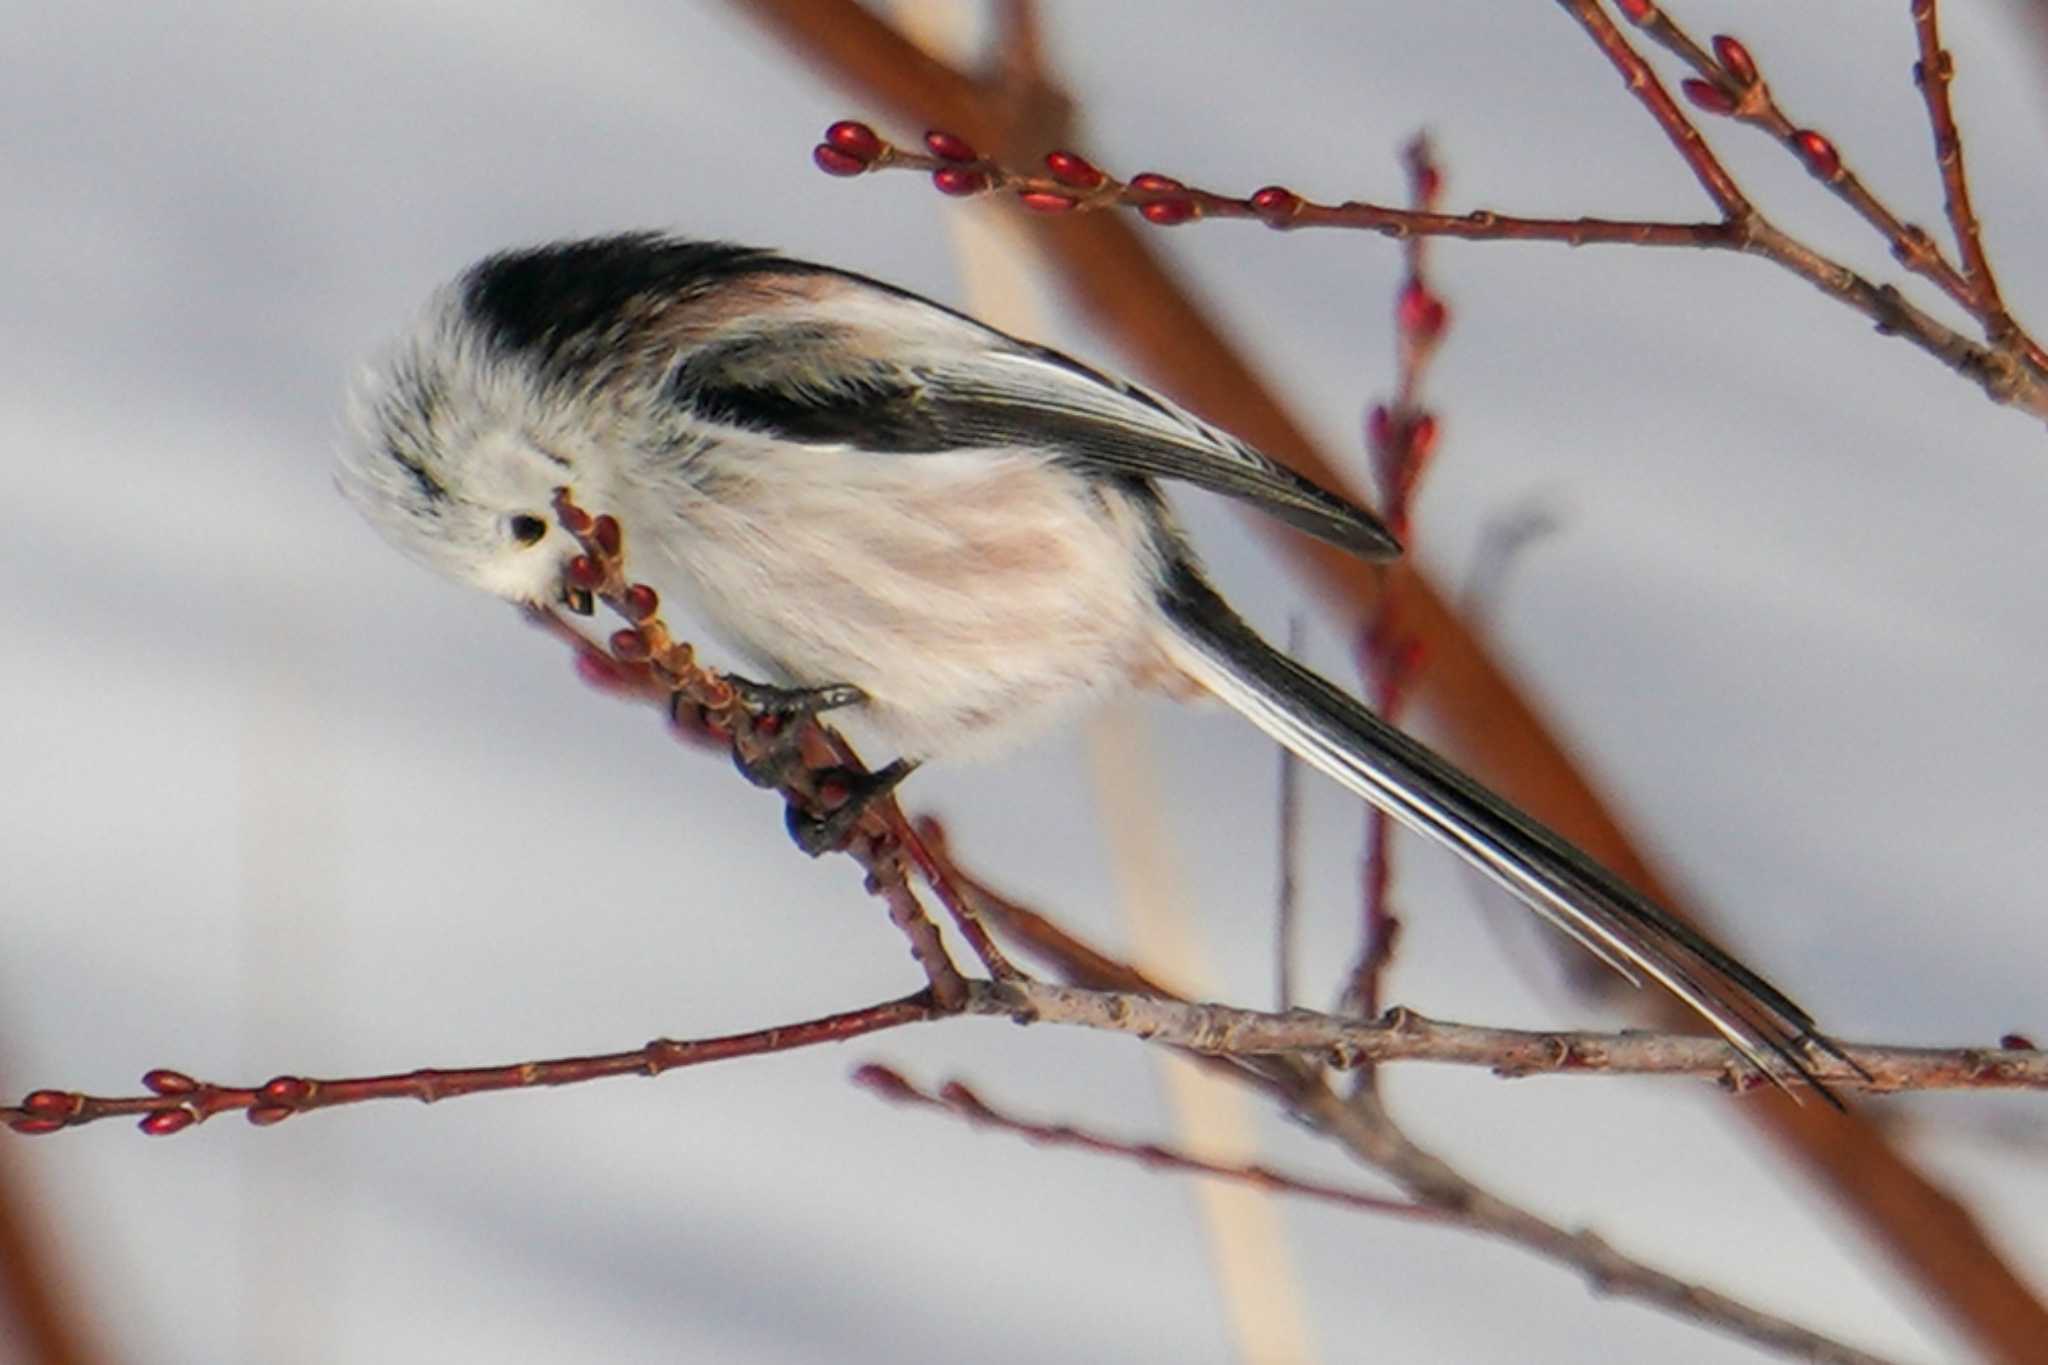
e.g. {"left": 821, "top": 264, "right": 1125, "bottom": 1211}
{"left": 669, "top": 301, "right": 1400, "bottom": 561}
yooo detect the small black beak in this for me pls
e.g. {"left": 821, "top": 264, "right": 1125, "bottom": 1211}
{"left": 563, "top": 584, "right": 594, "bottom": 616}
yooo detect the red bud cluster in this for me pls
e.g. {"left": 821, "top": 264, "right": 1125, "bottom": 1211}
{"left": 1131, "top": 174, "right": 1193, "bottom": 225}
{"left": 814, "top": 120, "right": 885, "bottom": 177}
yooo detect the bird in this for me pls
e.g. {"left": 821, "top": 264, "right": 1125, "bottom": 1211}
{"left": 338, "top": 232, "right": 1836, "bottom": 1091}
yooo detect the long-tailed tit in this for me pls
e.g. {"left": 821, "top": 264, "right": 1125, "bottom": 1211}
{"left": 339, "top": 233, "right": 1833, "bottom": 1087}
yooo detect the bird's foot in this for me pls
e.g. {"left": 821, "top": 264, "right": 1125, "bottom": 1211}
{"left": 786, "top": 760, "right": 918, "bottom": 856}
{"left": 715, "top": 675, "right": 868, "bottom": 789}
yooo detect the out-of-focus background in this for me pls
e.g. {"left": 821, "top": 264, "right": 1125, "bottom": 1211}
{"left": 4, "top": 3, "right": 2046, "bottom": 1361}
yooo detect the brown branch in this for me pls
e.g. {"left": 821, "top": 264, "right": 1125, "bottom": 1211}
{"left": 854, "top": 1065, "right": 1440, "bottom": 1223}
{"left": 824, "top": 115, "right": 2041, "bottom": 421}
{"left": 21, "top": 976, "right": 2033, "bottom": 1139}
{"left": 730, "top": 6, "right": 2048, "bottom": 1354}
{"left": 3, "top": 994, "right": 937, "bottom": 1136}
{"left": 961, "top": 983, "right": 2048, "bottom": 1095}
{"left": 1910, "top": 0, "right": 2023, "bottom": 348}
{"left": 827, "top": 126, "right": 1742, "bottom": 246}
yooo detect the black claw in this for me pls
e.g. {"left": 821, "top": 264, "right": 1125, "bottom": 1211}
{"left": 725, "top": 675, "right": 868, "bottom": 718}
{"left": 785, "top": 760, "right": 918, "bottom": 856}
{"left": 722, "top": 675, "right": 871, "bottom": 789}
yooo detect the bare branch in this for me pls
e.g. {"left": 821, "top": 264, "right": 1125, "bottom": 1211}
{"left": 854, "top": 1065, "right": 1439, "bottom": 1223}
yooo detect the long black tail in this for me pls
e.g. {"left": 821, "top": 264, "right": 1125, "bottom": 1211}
{"left": 1156, "top": 566, "right": 1836, "bottom": 1096}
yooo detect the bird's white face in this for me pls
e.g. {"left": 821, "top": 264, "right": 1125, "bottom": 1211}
{"left": 435, "top": 428, "right": 584, "bottom": 605}
{"left": 339, "top": 300, "right": 602, "bottom": 608}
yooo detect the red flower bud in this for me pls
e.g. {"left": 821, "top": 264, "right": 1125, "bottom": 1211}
{"left": 247, "top": 1105, "right": 294, "bottom": 1126}
{"left": 143, "top": 1069, "right": 197, "bottom": 1095}
{"left": 624, "top": 583, "right": 660, "bottom": 621}
{"left": 1792, "top": 129, "right": 1841, "bottom": 179}
{"left": 1139, "top": 198, "right": 1194, "bottom": 226}
{"left": 931, "top": 166, "right": 988, "bottom": 197}
{"left": 610, "top": 629, "right": 650, "bottom": 662}
{"left": 1017, "top": 191, "right": 1078, "bottom": 215}
{"left": 1680, "top": 78, "right": 1737, "bottom": 116}
{"left": 1397, "top": 281, "right": 1447, "bottom": 341}
{"left": 923, "top": 129, "right": 978, "bottom": 163}
{"left": 260, "top": 1075, "right": 312, "bottom": 1105}
{"left": 1614, "top": 0, "right": 1653, "bottom": 22}
{"left": 1711, "top": 35, "right": 1758, "bottom": 86}
{"left": 1250, "top": 185, "right": 1300, "bottom": 219}
{"left": 566, "top": 555, "right": 602, "bottom": 589}
{"left": 139, "top": 1108, "right": 195, "bottom": 1137}
{"left": 1409, "top": 412, "right": 1440, "bottom": 462}
{"left": 812, "top": 145, "right": 868, "bottom": 178}
{"left": 823, "top": 120, "right": 883, "bottom": 163}
{"left": 1129, "top": 172, "right": 1183, "bottom": 195}
{"left": 22, "top": 1090, "right": 74, "bottom": 1118}
{"left": 591, "top": 515, "right": 622, "bottom": 557}
{"left": 1043, "top": 150, "right": 1105, "bottom": 189}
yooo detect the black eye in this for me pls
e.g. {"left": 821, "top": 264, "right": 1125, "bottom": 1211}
{"left": 508, "top": 514, "right": 548, "bottom": 545}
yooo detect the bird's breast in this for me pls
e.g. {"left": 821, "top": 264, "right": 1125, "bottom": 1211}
{"left": 628, "top": 438, "right": 1177, "bottom": 758}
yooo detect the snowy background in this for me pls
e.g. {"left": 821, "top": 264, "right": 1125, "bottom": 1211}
{"left": 4, "top": 2, "right": 2046, "bottom": 1361}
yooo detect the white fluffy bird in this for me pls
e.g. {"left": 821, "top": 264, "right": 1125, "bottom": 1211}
{"left": 340, "top": 233, "right": 1836, "bottom": 1090}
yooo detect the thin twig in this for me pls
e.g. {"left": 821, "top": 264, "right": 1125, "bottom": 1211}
{"left": 3, "top": 994, "right": 937, "bottom": 1136}
{"left": 960, "top": 983, "right": 2048, "bottom": 1095}
{"left": 857, "top": 1064, "right": 1440, "bottom": 1222}
{"left": 1908, "top": 0, "right": 2024, "bottom": 353}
